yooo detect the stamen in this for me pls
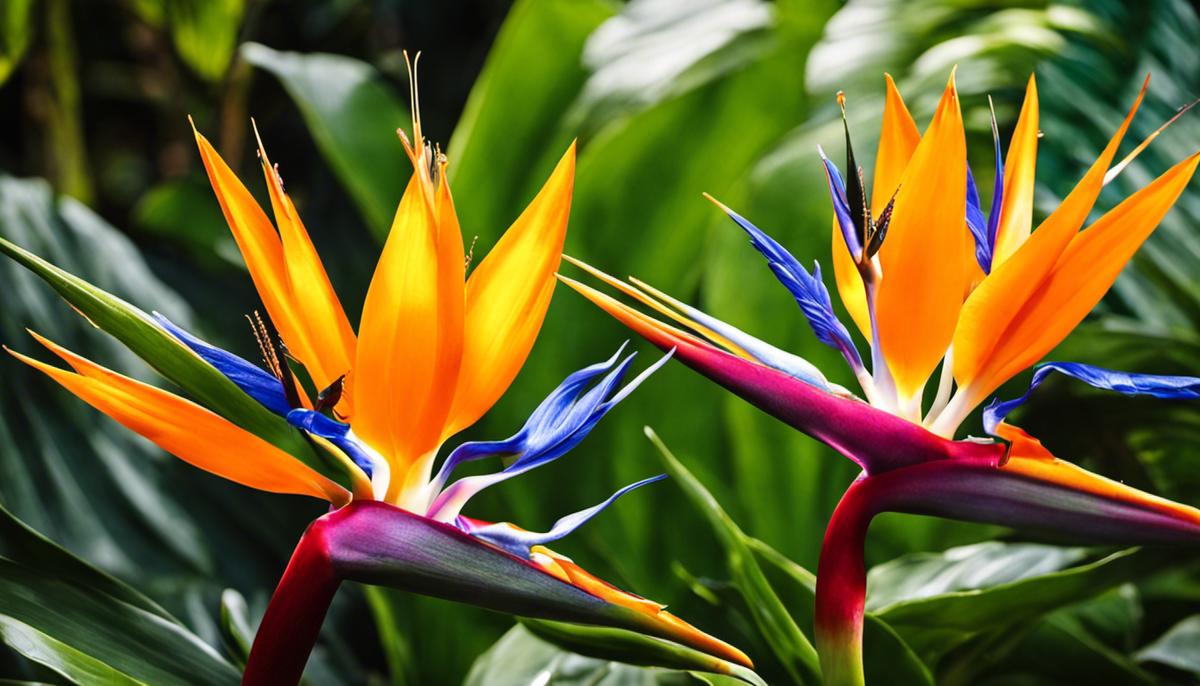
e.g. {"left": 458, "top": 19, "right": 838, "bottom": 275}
{"left": 464, "top": 235, "right": 479, "bottom": 271}
{"left": 836, "top": 90, "right": 871, "bottom": 261}
{"left": 246, "top": 311, "right": 279, "bottom": 378}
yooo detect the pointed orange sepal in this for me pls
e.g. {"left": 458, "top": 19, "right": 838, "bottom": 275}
{"left": 10, "top": 334, "right": 349, "bottom": 505}
{"left": 876, "top": 70, "right": 967, "bottom": 399}
{"left": 444, "top": 144, "right": 577, "bottom": 436}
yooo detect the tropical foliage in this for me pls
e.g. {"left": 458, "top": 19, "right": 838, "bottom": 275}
{"left": 0, "top": 1, "right": 1198, "bottom": 684}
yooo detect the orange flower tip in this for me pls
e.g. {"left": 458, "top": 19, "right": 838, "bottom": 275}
{"left": 186, "top": 114, "right": 198, "bottom": 133}
{"left": 700, "top": 192, "right": 733, "bottom": 216}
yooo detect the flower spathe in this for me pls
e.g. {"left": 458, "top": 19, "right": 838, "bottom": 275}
{"left": 4, "top": 61, "right": 751, "bottom": 683}
{"left": 565, "top": 69, "right": 1200, "bottom": 685}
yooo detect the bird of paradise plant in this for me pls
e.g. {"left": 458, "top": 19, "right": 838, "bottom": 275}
{"left": 563, "top": 69, "right": 1200, "bottom": 685}
{"left": 0, "top": 59, "right": 752, "bottom": 685}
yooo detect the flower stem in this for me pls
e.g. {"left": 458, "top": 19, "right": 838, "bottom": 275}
{"left": 815, "top": 477, "right": 876, "bottom": 686}
{"left": 243, "top": 518, "right": 341, "bottom": 686}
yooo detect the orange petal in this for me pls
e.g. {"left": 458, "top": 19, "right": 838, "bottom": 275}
{"left": 253, "top": 128, "right": 357, "bottom": 401}
{"left": 875, "top": 71, "right": 967, "bottom": 399}
{"left": 870, "top": 73, "right": 921, "bottom": 212}
{"left": 991, "top": 75, "right": 1039, "bottom": 268}
{"left": 354, "top": 167, "right": 463, "bottom": 482}
{"left": 10, "top": 336, "right": 349, "bottom": 504}
{"left": 444, "top": 144, "right": 576, "bottom": 435}
{"left": 557, "top": 275, "right": 708, "bottom": 352}
{"left": 192, "top": 127, "right": 291, "bottom": 324}
{"left": 953, "top": 78, "right": 1148, "bottom": 392}
{"left": 983, "top": 152, "right": 1200, "bottom": 393}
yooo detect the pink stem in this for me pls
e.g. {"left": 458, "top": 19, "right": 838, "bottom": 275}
{"left": 814, "top": 476, "right": 877, "bottom": 686}
{"left": 242, "top": 518, "right": 340, "bottom": 686}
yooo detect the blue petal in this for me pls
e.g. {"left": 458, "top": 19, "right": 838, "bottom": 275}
{"left": 430, "top": 345, "right": 630, "bottom": 490}
{"left": 819, "top": 151, "right": 862, "bottom": 257}
{"left": 984, "top": 109, "right": 1005, "bottom": 261}
{"left": 984, "top": 362, "right": 1200, "bottom": 434}
{"left": 426, "top": 350, "right": 672, "bottom": 520}
{"left": 154, "top": 313, "right": 291, "bottom": 416}
{"left": 965, "top": 165, "right": 992, "bottom": 273}
{"left": 285, "top": 409, "right": 376, "bottom": 477}
{"left": 715, "top": 201, "right": 864, "bottom": 370}
{"left": 459, "top": 475, "right": 667, "bottom": 558}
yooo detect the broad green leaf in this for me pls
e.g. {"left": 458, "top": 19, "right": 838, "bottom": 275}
{"left": 1137, "top": 615, "right": 1200, "bottom": 675}
{"left": 241, "top": 42, "right": 410, "bottom": 240}
{"left": 164, "top": 0, "right": 244, "bottom": 81}
{"left": 565, "top": 0, "right": 774, "bottom": 137}
{"left": 0, "top": 231, "right": 337, "bottom": 479}
{"left": 0, "top": 558, "right": 240, "bottom": 686}
{"left": 646, "top": 427, "right": 819, "bottom": 686}
{"left": 0, "top": 0, "right": 35, "bottom": 85}
{"left": 521, "top": 619, "right": 766, "bottom": 686}
{"left": 0, "top": 502, "right": 168, "bottom": 620}
{"left": 0, "top": 501, "right": 239, "bottom": 685}
{"left": 746, "top": 538, "right": 934, "bottom": 686}
{"left": 872, "top": 544, "right": 1175, "bottom": 661}
{"left": 986, "top": 612, "right": 1154, "bottom": 685}
{"left": 866, "top": 542, "right": 1091, "bottom": 611}
{"left": 466, "top": 625, "right": 739, "bottom": 686}
{"left": 133, "top": 178, "right": 240, "bottom": 271}
{"left": 218, "top": 589, "right": 253, "bottom": 664}
{"left": 446, "top": 0, "right": 612, "bottom": 236}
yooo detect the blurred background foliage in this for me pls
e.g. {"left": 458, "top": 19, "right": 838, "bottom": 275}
{"left": 0, "top": 0, "right": 1198, "bottom": 684}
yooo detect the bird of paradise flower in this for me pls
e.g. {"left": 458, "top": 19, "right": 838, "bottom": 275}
{"left": 564, "top": 70, "right": 1200, "bottom": 685}
{"left": 1, "top": 58, "right": 752, "bottom": 685}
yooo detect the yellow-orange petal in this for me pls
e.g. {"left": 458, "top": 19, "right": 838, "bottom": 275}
{"left": 253, "top": 128, "right": 357, "bottom": 401}
{"left": 870, "top": 73, "right": 921, "bottom": 212}
{"left": 557, "top": 274, "right": 708, "bottom": 352}
{"left": 192, "top": 127, "right": 291, "bottom": 324}
{"left": 953, "top": 78, "right": 1148, "bottom": 391}
{"left": 443, "top": 144, "right": 576, "bottom": 436}
{"left": 991, "top": 75, "right": 1039, "bottom": 267}
{"left": 531, "top": 546, "right": 754, "bottom": 669}
{"left": 10, "top": 336, "right": 349, "bottom": 504}
{"left": 876, "top": 71, "right": 967, "bottom": 399}
{"left": 982, "top": 152, "right": 1200, "bottom": 395}
{"left": 831, "top": 216, "right": 871, "bottom": 338}
{"left": 354, "top": 169, "right": 461, "bottom": 477}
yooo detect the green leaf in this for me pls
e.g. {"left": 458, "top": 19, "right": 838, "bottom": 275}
{"left": 0, "top": 501, "right": 168, "bottom": 620}
{"left": 241, "top": 42, "right": 410, "bottom": 240}
{"left": 564, "top": 0, "right": 775, "bottom": 137}
{"left": 0, "top": 503, "right": 240, "bottom": 685}
{"left": 746, "top": 538, "right": 934, "bottom": 686}
{"left": 520, "top": 619, "right": 767, "bottom": 686}
{"left": 164, "top": 0, "right": 244, "bottom": 81}
{"left": 0, "top": 225, "right": 335, "bottom": 480}
{"left": 446, "top": 0, "right": 612, "bottom": 236}
{"left": 645, "top": 427, "right": 819, "bottom": 685}
{"left": 218, "top": 589, "right": 253, "bottom": 664}
{"left": 872, "top": 544, "right": 1173, "bottom": 662}
{"left": 466, "top": 625, "right": 737, "bottom": 686}
{"left": 1137, "top": 615, "right": 1200, "bottom": 675}
{"left": 132, "top": 178, "right": 241, "bottom": 271}
{"left": 0, "top": 0, "right": 35, "bottom": 85}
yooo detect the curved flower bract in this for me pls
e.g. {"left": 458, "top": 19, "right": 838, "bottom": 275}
{"left": 565, "top": 69, "right": 1200, "bottom": 685}
{"left": 3, "top": 59, "right": 751, "bottom": 684}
